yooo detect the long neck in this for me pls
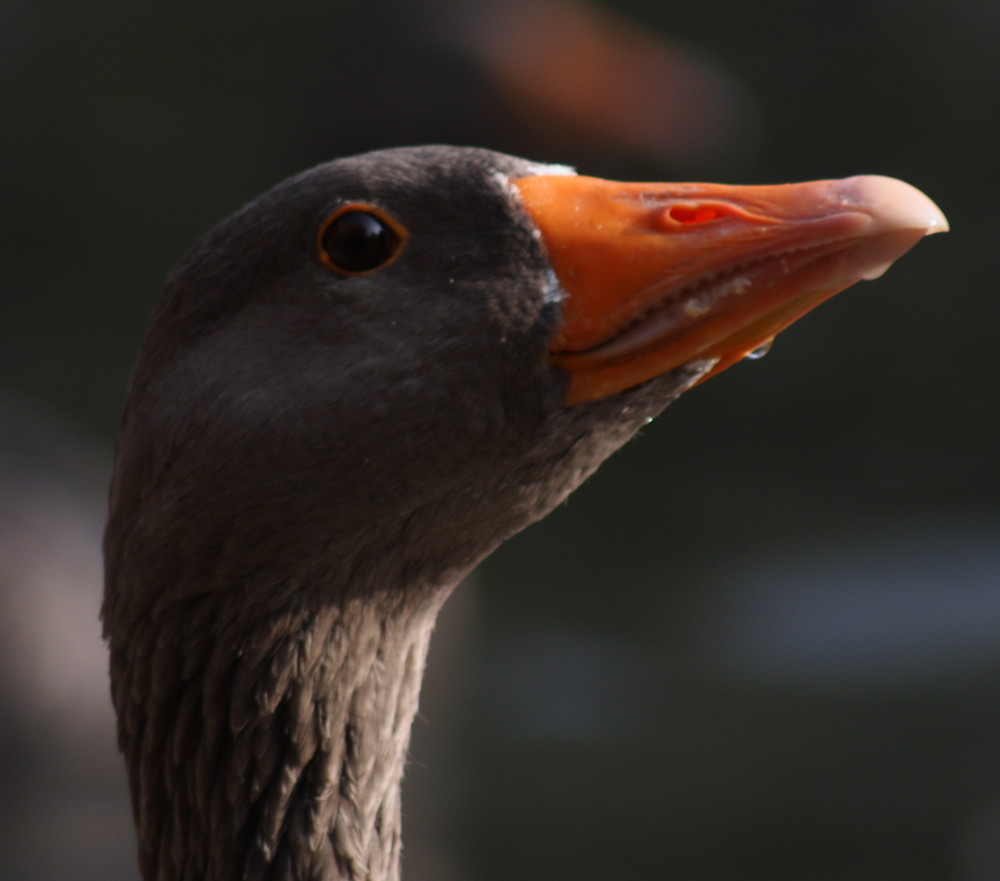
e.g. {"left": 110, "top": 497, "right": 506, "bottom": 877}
{"left": 111, "top": 584, "right": 446, "bottom": 881}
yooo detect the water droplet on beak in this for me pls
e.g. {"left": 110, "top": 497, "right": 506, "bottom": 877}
{"left": 745, "top": 339, "right": 774, "bottom": 360}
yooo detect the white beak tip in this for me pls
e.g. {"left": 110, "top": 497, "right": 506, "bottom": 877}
{"left": 839, "top": 174, "right": 949, "bottom": 236}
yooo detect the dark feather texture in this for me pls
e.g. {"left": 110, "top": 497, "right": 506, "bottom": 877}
{"left": 104, "top": 146, "right": 709, "bottom": 881}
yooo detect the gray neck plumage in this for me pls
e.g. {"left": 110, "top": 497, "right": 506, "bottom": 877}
{"left": 105, "top": 344, "right": 711, "bottom": 881}
{"left": 109, "top": 577, "right": 451, "bottom": 881}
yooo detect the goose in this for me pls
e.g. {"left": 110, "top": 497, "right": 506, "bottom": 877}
{"left": 103, "top": 145, "right": 946, "bottom": 881}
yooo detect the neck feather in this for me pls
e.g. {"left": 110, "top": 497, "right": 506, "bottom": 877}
{"left": 110, "top": 582, "right": 447, "bottom": 881}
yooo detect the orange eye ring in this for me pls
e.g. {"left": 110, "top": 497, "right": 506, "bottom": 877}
{"left": 316, "top": 203, "right": 409, "bottom": 275}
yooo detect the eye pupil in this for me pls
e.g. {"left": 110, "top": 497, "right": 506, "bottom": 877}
{"left": 321, "top": 210, "right": 401, "bottom": 273}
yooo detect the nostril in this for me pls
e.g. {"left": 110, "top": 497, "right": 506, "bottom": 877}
{"left": 667, "top": 204, "right": 724, "bottom": 224}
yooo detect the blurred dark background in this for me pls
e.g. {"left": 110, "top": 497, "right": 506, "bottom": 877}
{"left": 2, "top": 0, "right": 996, "bottom": 879}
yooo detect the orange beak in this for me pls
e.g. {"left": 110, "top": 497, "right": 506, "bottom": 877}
{"left": 514, "top": 173, "right": 947, "bottom": 405}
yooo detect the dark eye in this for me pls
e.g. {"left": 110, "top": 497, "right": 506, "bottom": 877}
{"left": 317, "top": 204, "right": 406, "bottom": 275}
